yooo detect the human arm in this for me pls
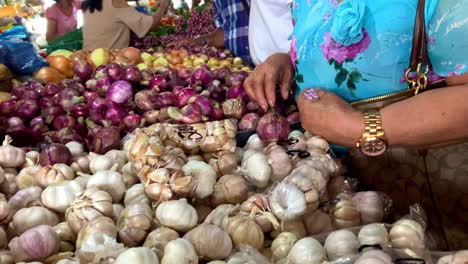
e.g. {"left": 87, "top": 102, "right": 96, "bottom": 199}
{"left": 150, "top": 0, "right": 170, "bottom": 29}
{"left": 46, "top": 18, "right": 59, "bottom": 42}
{"left": 167, "top": 28, "right": 225, "bottom": 48}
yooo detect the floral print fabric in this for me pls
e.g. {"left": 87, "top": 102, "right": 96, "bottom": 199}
{"left": 291, "top": 0, "right": 468, "bottom": 102}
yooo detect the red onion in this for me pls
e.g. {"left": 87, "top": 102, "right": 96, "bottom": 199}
{"left": 225, "top": 73, "right": 246, "bottom": 87}
{"left": 28, "top": 81, "right": 45, "bottom": 95}
{"left": 256, "top": 111, "right": 290, "bottom": 142}
{"left": 210, "top": 107, "right": 224, "bottom": 120}
{"left": 11, "top": 84, "right": 27, "bottom": 99}
{"left": 157, "top": 92, "right": 177, "bottom": 108}
{"left": 85, "top": 78, "right": 98, "bottom": 91}
{"left": 7, "top": 117, "right": 24, "bottom": 130}
{"left": 178, "top": 68, "right": 192, "bottom": 80}
{"left": 96, "top": 76, "right": 112, "bottom": 97}
{"left": 42, "top": 106, "right": 65, "bottom": 124}
{"left": 32, "top": 123, "right": 49, "bottom": 139}
{"left": 207, "top": 80, "right": 226, "bottom": 101}
{"left": 60, "top": 80, "right": 85, "bottom": 93}
{"left": 143, "top": 109, "right": 169, "bottom": 124}
{"left": 16, "top": 99, "right": 40, "bottom": 120}
{"left": 39, "top": 97, "right": 56, "bottom": 108}
{"left": 0, "top": 99, "right": 15, "bottom": 116}
{"left": 286, "top": 112, "right": 300, "bottom": 123}
{"left": 89, "top": 108, "right": 106, "bottom": 124}
{"left": 188, "top": 95, "right": 212, "bottom": 116}
{"left": 167, "top": 78, "right": 187, "bottom": 90}
{"left": 176, "top": 88, "right": 196, "bottom": 108}
{"left": 135, "top": 90, "right": 158, "bottom": 112}
{"left": 227, "top": 85, "right": 249, "bottom": 103}
{"left": 172, "top": 86, "right": 184, "bottom": 97}
{"left": 88, "top": 97, "right": 107, "bottom": 111}
{"left": 106, "top": 107, "right": 127, "bottom": 126}
{"left": 107, "top": 63, "right": 122, "bottom": 81}
{"left": 122, "top": 114, "right": 144, "bottom": 132}
{"left": 88, "top": 126, "right": 121, "bottom": 154}
{"left": 52, "top": 115, "right": 76, "bottom": 130}
{"left": 75, "top": 118, "right": 88, "bottom": 138}
{"left": 44, "top": 83, "right": 61, "bottom": 97}
{"left": 71, "top": 103, "right": 90, "bottom": 118}
{"left": 22, "top": 89, "right": 41, "bottom": 100}
{"left": 58, "top": 88, "right": 81, "bottom": 112}
{"left": 141, "top": 69, "right": 155, "bottom": 82}
{"left": 30, "top": 116, "right": 45, "bottom": 127}
{"left": 191, "top": 67, "right": 213, "bottom": 86}
{"left": 106, "top": 80, "right": 133, "bottom": 105}
{"left": 83, "top": 91, "right": 99, "bottom": 104}
{"left": 222, "top": 98, "right": 246, "bottom": 119}
{"left": 95, "top": 65, "right": 108, "bottom": 77}
{"left": 122, "top": 65, "right": 142, "bottom": 83}
{"left": 39, "top": 143, "right": 72, "bottom": 166}
{"left": 167, "top": 104, "right": 202, "bottom": 124}
{"left": 214, "top": 66, "right": 232, "bottom": 80}
{"left": 74, "top": 61, "right": 94, "bottom": 82}
{"left": 239, "top": 113, "right": 260, "bottom": 131}
{"left": 149, "top": 75, "right": 168, "bottom": 92}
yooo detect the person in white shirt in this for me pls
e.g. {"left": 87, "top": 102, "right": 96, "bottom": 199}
{"left": 248, "top": 0, "right": 293, "bottom": 65}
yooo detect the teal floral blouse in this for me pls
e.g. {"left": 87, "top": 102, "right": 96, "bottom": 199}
{"left": 290, "top": 0, "right": 468, "bottom": 102}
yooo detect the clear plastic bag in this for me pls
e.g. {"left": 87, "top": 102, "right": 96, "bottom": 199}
{"left": 0, "top": 39, "right": 47, "bottom": 75}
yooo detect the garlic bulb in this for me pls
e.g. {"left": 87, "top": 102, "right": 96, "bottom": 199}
{"left": 245, "top": 134, "right": 264, "bottom": 152}
{"left": 271, "top": 218, "right": 307, "bottom": 239}
{"left": 287, "top": 131, "right": 308, "bottom": 151}
{"left": 122, "top": 162, "right": 138, "bottom": 188}
{"left": 9, "top": 225, "right": 59, "bottom": 262}
{"left": 358, "top": 223, "right": 389, "bottom": 247}
{"left": 54, "top": 222, "right": 76, "bottom": 252}
{"left": 0, "top": 194, "right": 11, "bottom": 224}
{"left": 303, "top": 209, "right": 333, "bottom": 235}
{"left": 333, "top": 195, "right": 360, "bottom": 229}
{"left": 204, "top": 204, "right": 239, "bottom": 230}
{"left": 389, "top": 219, "right": 425, "bottom": 250}
{"left": 286, "top": 164, "right": 327, "bottom": 202}
{"left": 117, "top": 203, "right": 153, "bottom": 247}
{"left": 41, "top": 180, "right": 83, "bottom": 213}
{"left": 324, "top": 229, "right": 359, "bottom": 261}
{"left": 12, "top": 206, "right": 59, "bottom": 235}
{"left": 226, "top": 215, "right": 264, "bottom": 249}
{"left": 306, "top": 136, "right": 329, "bottom": 153}
{"left": 144, "top": 227, "right": 180, "bottom": 260}
{"left": 65, "top": 187, "right": 113, "bottom": 234}
{"left": 112, "top": 204, "right": 124, "bottom": 222}
{"left": 210, "top": 175, "right": 248, "bottom": 206}
{"left": 184, "top": 224, "right": 233, "bottom": 260}
{"left": 16, "top": 165, "right": 42, "bottom": 189}
{"left": 354, "top": 250, "right": 393, "bottom": 264}
{"left": 65, "top": 142, "right": 84, "bottom": 158}
{"left": 266, "top": 143, "right": 293, "bottom": 182}
{"left": 114, "top": 247, "right": 159, "bottom": 264}
{"left": 287, "top": 237, "right": 327, "bottom": 264}
{"left": 8, "top": 186, "right": 42, "bottom": 211}
{"left": 241, "top": 150, "right": 271, "bottom": 188}
{"left": 227, "top": 246, "right": 271, "bottom": 264}
{"left": 89, "top": 153, "right": 115, "bottom": 174}
{"left": 452, "top": 251, "right": 468, "bottom": 264}
{"left": 76, "top": 216, "right": 117, "bottom": 250}
{"left": 86, "top": 170, "right": 126, "bottom": 203}
{"left": 194, "top": 203, "right": 212, "bottom": 223}
{"left": 210, "top": 152, "right": 237, "bottom": 176}
{"left": 156, "top": 198, "right": 198, "bottom": 232}
{"left": 270, "top": 182, "right": 306, "bottom": 221}
{"left": 352, "top": 191, "right": 384, "bottom": 224}
{"left": 124, "top": 183, "right": 150, "bottom": 207}
{"left": 207, "top": 261, "right": 227, "bottom": 264}
{"left": 0, "top": 250, "right": 14, "bottom": 264}
{"left": 271, "top": 232, "right": 299, "bottom": 262}
{"left": 437, "top": 255, "right": 453, "bottom": 264}
{"left": 0, "top": 172, "right": 18, "bottom": 197}
{"left": 161, "top": 238, "right": 198, "bottom": 264}
{"left": 0, "top": 227, "right": 6, "bottom": 249}
{"left": 35, "top": 164, "right": 75, "bottom": 187}
{"left": 182, "top": 160, "right": 217, "bottom": 199}
{"left": 104, "top": 150, "right": 127, "bottom": 171}
{"left": 70, "top": 156, "right": 91, "bottom": 174}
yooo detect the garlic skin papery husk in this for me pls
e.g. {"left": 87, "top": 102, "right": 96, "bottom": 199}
{"left": 184, "top": 223, "right": 233, "bottom": 260}
{"left": 89, "top": 153, "right": 115, "bottom": 174}
{"left": 143, "top": 227, "right": 180, "bottom": 261}
{"left": 9, "top": 225, "right": 59, "bottom": 262}
{"left": 389, "top": 219, "right": 425, "bottom": 251}
{"left": 303, "top": 209, "right": 334, "bottom": 236}
{"left": 117, "top": 203, "right": 153, "bottom": 247}
{"left": 204, "top": 204, "right": 239, "bottom": 229}
{"left": 210, "top": 174, "right": 248, "bottom": 206}
{"left": 271, "top": 218, "right": 307, "bottom": 239}
{"left": 270, "top": 182, "right": 306, "bottom": 221}
{"left": 65, "top": 187, "right": 114, "bottom": 234}
{"left": 245, "top": 134, "right": 265, "bottom": 152}
{"left": 86, "top": 170, "right": 126, "bottom": 203}
{"left": 265, "top": 143, "right": 293, "bottom": 182}
{"left": 226, "top": 245, "right": 271, "bottom": 264}
{"left": 70, "top": 156, "right": 91, "bottom": 174}
{"left": 287, "top": 237, "right": 327, "bottom": 264}
{"left": 156, "top": 198, "right": 198, "bottom": 232}
{"left": 358, "top": 223, "right": 389, "bottom": 247}
{"left": 333, "top": 194, "right": 361, "bottom": 229}
{"left": 241, "top": 150, "right": 271, "bottom": 188}
{"left": 182, "top": 160, "right": 217, "bottom": 199}
{"left": 35, "top": 164, "right": 75, "bottom": 187}
{"left": 354, "top": 249, "right": 393, "bottom": 264}
{"left": 104, "top": 150, "right": 127, "bottom": 171}
{"left": 12, "top": 206, "right": 59, "bottom": 235}
{"left": 8, "top": 186, "right": 42, "bottom": 211}
{"left": 65, "top": 142, "right": 84, "bottom": 158}
{"left": 271, "top": 232, "right": 299, "bottom": 262}
{"left": 161, "top": 238, "right": 198, "bottom": 264}
{"left": 226, "top": 214, "right": 264, "bottom": 250}
{"left": 124, "top": 183, "right": 150, "bottom": 207}
{"left": 352, "top": 191, "right": 384, "bottom": 224}
{"left": 16, "top": 165, "right": 42, "bottom": 189}
{"left": 41, "top": 180, "right": 83, "bottom": 213}
{"left": 54, "top": 222, "right": 76, "bottom": 252}
{"left": 114, "top": 247, "right": 159, "bottom": 264}
{"left": 286, "top": 164, "right": 328, "bottom": 203}
{"left": 324, "top": 229, "right": 359, "bottom": 262}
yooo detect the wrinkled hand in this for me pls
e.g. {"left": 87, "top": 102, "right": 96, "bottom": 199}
{"left": 297, "top": 88, "right": 364, "bottom": 147}
{"left": 244, "top": 53, "right": 294, "bottom": 111}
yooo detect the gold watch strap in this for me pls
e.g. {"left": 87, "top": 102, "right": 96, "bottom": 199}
{"left": 363, "top": 110, "right": 385, "bottom": 139}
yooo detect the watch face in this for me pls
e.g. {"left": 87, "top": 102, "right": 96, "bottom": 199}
{"left": 361, "top": 139, "right": 387, "bottom": 156}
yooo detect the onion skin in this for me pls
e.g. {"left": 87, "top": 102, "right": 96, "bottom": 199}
{"left": 106, "top": 80, "right": 133, "bottom": 105}
{"left": 149, "top": 75, "right": 168, "bottom": 92}
{"left": 74, "top": 61, "right": 94, "bottom": 83}
{"left": 39, "top": 143, "right": 72, "bottom": 166}
{"left": 222, "top": 98, "right": 246, "bottom": 119}
{"left": 256, "top": 111, "right": 290, "bottom": 142}
{"left": 107, "top": 63, "right": 123, "bottom": 81}
{"left": 286, "top": 112, "right": 300, "bottom": 123}
{"left": 239, "top": 113, "right": 260, "bottom": 131}
{"left": 167, "top": 104, "right": 202, "bottom": 124}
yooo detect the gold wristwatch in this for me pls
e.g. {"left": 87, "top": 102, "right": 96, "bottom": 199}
{"left": 356, "top": 109, "right": 387, "bottom": 156}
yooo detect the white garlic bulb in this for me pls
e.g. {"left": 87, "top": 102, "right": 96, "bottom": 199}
{"left": 41, "top": 180, "right": 83, "bottom": 213}
{"left": 287, "top": 237, "right": 327, "bottom": 264}
{"left": 241, "top": 150, "right": 271, "bottom": 188}
{"left": 184, "top": 223, "right": 232, "bottom": 260}
{"left": 226, "top": 246, "right": 270, "bottom": 264}
{"left": 114, "top": 247, "right": 159, "bottom": 264}
{"left": 86, "top": 170, "right": 126, "bottom": 203}
{"left": 352, "top": 191, "right": 384, "bottom": 224}
{"left": 183, "top": 160, "right": 217, "bottom": 199}
{"left": 124, "top": 183, "right": 150, "bottom": 207}
{"left": 333, "top": 195, "right": 360, "bottom": 229}
{"left": 12, "top": 206, "right": 59, "bottom": 235}
{"left": 358, "top": 223, "right": 389, "bottom": 247}
{"left": 144, "top": 227, "right": 180, "bottom": 261}
{"left": 271, "top": 232, "right": 299, "bottom": 262}
{"left": 354, "top": 250, "right": 393, "bottom": 264}
{"left": 324, "top": 229, "right": 359, "bottom": 261}
{"left": 156, "top": 199, "right": 198, "bottom": 232}
{"left": 303, "top": 209, "right": 333, "bottom": 236}
{"left": 270, "top": 182, "right": 306, "bottom": 221}
{"left": 161, "top": 238, "right": 198, "bottom": 264}
{"left": 389, "top": 219, "right": 425, "bottom": 250}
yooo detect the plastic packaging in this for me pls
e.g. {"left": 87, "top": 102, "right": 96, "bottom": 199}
{"left": 227, "top": 245, "right": 271, "bottom": 264}
{"left": 0, "top": 39, "right": 48, "bottom": 75}
{"left": 0, "top": 25, "right": 28, "bottom": 40}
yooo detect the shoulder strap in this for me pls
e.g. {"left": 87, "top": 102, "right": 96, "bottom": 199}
{"left": 410, "top": 0, "right": 428, "bottom": 69}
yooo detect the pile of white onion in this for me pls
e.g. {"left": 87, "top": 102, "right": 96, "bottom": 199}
{"left": 0, "top": 128, "right": 419, "bottom": 264}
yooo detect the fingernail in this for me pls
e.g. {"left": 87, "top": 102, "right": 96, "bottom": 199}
{"left": 268, "top": 99, "right": 274, "bottom": 107}
{"left": 304, "top": 89, "right": 319, "bottom": 100}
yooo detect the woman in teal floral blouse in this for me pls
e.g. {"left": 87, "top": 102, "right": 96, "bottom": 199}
{"left": 245, "top": 0, "right": 468, "bottom": 149}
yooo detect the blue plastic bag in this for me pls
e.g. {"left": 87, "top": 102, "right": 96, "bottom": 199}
{"left": 0, "top": 39, "right": 48, "bottom": 75}
{"left": 0, "top": 26, "right": 29, "bottom": 41}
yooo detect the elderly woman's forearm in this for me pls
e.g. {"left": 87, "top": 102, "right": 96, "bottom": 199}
{"left": 381, "top": 85, "right": 468, "bottom": 148}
